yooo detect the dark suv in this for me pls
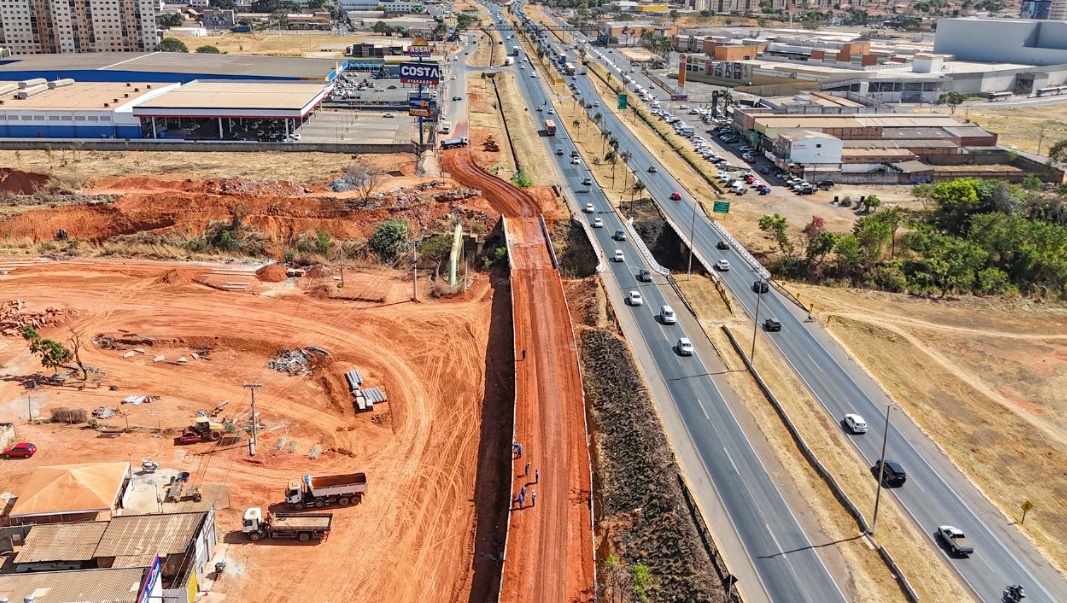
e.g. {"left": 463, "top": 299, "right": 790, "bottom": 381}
{"left": 753, "top": 280, "right": 769, "bottom": 294}
{"left": 871, "top": 460, "right": 907, "bottom": 486}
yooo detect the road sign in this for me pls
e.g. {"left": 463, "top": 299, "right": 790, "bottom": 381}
{"left": 408, "top": 37, "right": 434, "bottom": 57}
{"left": 618, "top": 93, "right": 627, "bottom": 110}
{"left": 1022, "top": 501, "right": 1033, "bottom": 512}
{"left": 670, "top": 94, "right": 689, "bottom": 101}
{"left": 713, "top": 200, "right": 731, "bottom": 214}
{"left": 400, "top": 62, "right": 441, "bottom": 85}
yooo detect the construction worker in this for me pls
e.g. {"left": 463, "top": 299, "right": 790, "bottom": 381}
{"left": 535, "top": 468, "right": 540, "bottom": 484}
{"left": 518, "top": 492, "right": 525, "bottom": 508}
{"left": 531, "top": 491, "right": 536, "bottom": 507}
{"left": 524, "top": 462, "right": 530, "bottom": 477}
{"left": 513, "top": 442, "right": 523, "bottom": 458}
{"left": 520, "top": 485, "right": 527, "bottom": 500}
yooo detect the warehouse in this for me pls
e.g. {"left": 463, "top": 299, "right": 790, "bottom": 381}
{"left": 0, "top": 566, "right": 162, "bottom": 603}
{"left": 0, "top": 52, "right": 343, "bottom": 84}
{"left": 0, "top": 81, "right": 173, "bottom": 139}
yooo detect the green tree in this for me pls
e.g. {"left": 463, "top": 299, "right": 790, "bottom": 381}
{"left": 160, "top": 12, "right": 184, "bottom": 27}
{"left": 21, "top": 325, "right": 73, "bottom": 373}
{"left": 759, "top": 213, "right": 793, "bottom": 254}
{"left": 196, "top": 44, "right": 222, "bottom": 54}
{"left": 801, "top": 216, "right": 836, "bottom": 267}
{"left": 925, "top": 178, "right": 982, "bottom": 235}
{"left": 159, "top": 38, "right": 189, "bottom": 52}
{"left": 314, "top": 230, "right": 333, "bottom": 255}
{"left": 373, "top": 20, "right": 388, "bottom": 33}
{"left": 936, "top": 91, "right": 967, "bottom": 114}
{"left": 418, "top": 235, "right": 453, "bottom": 270}
{"left": 369, "top": 218, "right": 411, "bottom": 258}
{"left": 1047, "top": 139, "right": 1067, "bottom": 163}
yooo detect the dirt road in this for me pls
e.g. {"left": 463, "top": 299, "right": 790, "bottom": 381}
{"left": 443, "top": 149, "right": 595, "bottom": 603}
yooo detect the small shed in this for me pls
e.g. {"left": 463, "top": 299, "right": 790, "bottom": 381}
{"left": 9, "top": 462, "right": 130, "bottom": 524}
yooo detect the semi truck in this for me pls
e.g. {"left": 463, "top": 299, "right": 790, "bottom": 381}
{"left": 286, "top": 472, "right": 368, "bottom": 508}
{"left": 242, "top": 507, "right": 332, "bottom": 542}
{"left": 511, "top": 45, "right": 520, "bottom": 56}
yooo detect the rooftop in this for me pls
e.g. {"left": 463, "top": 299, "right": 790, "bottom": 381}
{"left": 0, "top": 53, "right": 339, "bottom": 81}
{"left": 14, "top": 522, "right": 108, "bottom": 564}
{"left": 0, "top": 81, "right": 163, "bottom": 111}
{"left": 10, "top": 462, "right": 130, "bottom": 519}
{"left": 0, "top": 567, "right": 149, "bottom": 603}
{"left": 95, "top": 512, "right": 205, "bottom": 566}
{"left": 134, "top": 81, "right": 331, "bottom": 118}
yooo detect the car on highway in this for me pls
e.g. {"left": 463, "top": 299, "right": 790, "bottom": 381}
{"left": 660, "top": 305, "right": 677, "bottom": 324}
{"left": 716, "top": 240, "right": 730, "bottom": 250}
{"left": 638, "top": 269, "right": 653, "bottom": 282}
{"left": 764, "top": 318, "right": 782, "bottom": 332}
{"left": 871, "top": 459, "right": 907, "bottom": 487}
{"left": 592, "top": 218, "right": 603, "bottom": 228}
{"left": 648, "top": 165, "right": 658, "bottom": 173}
{"left": 627, "top": 290, "right": 643, "bottom": 306}
{"left": 753, "top": 280, "right": 769, "bottom": 294}
{"left": 452, "top": 96, "right": 463, "bottom": 101}
{"left": 613, "top": 250, "right": 624, "bottom": 262}
{"left": 3, "top": 442, "right": 37, "bottom": 459}
{"left": 843, "top": 414, "right": 868, "bottom": 434}
{"left": 670, "top": 191, "right": 682, "bottom": 200}
{"left": 714, "top": 259, "right": 730, "bottom": 271}
{"left": 613, "top": 229, "right": 626, "bottom": 241}
{"left": 383, "top": 112, "right": 396, "bottom": 118}
{"left": 536, "top": 106, "right": 543, "bottom": 112}
{"left": 583, "top": 176, "right": 593, "bottom": 185}
{"left": 571, "top": 156, "right": 580, "bottom": 165}
{"left": 676, "top": 338, "right": 695, "bottom": 356}
{"left": 937, "top": 525, "right": 975, "bottom": 557}
{"left": 584, "top": 203, "right": 595, "bottom": 213}
{"left": 548, "top": 108, "right": 555, "bottom": 114}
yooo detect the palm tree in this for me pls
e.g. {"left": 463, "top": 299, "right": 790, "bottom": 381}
{"left": 601, "top": 130, "right": 611, "bottom": 155}
{"left": 620, "top": 150, "right": 632, "bottom": 190}
{"left": 621, "top": 24, "right": 630, "bottom": 47}
{"left": 572, "top": 118, "right": 581, "bottom": 139}
{"left": 593, "top": 112, "right": 603, "bottom": 131}
{"left": 605, "top": 150, "right": 617, "bottom": 187}
{"left": 630, "top": 179, "right": 646, "bottom": 212}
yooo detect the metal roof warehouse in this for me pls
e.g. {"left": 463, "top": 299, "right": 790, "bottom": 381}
{"left": 133, "top": 81, "right": 332, "bottom": 120}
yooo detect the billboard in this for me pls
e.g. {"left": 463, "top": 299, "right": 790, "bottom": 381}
{"left": 400, "top": 62, "right": 441, "bottom": 85}
{"left": 711, "top": 61, "right": 752, "bottom": 82}
{"left": 137, "top": 555, "right": 162, "bottom": 603}
{"left": 678, "top": 53, "right": 687, "bottom": 88}
{"left": 408, "top": 37, "right": 434, "bottom": 57}
{"left": 408, "top": 96, "right": 437, "bottom": 117}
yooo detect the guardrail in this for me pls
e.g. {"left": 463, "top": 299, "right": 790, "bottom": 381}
{"left": 538, "top": 215, "right": 559, "bottom": 270}
{"left": 625, "top": 217, "right": 669, "bottom": 276}
{"left": 877, "top": 545, "right": 921, "bottom": 602}
{"left": 498, "top": 215, "right": 516, "bottom": 598}
{"left": 708, "top": 221, "right": 771, "bottom": 281}
{"left": 676, "top": 471, "right": 745, "bottom": 603}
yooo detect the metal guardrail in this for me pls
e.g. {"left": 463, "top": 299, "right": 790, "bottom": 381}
{"left": 625, "top": 217, "right": 669, "bottom": 276}
{"left": 538, "top": 215, "right": 559, "bottom": 270}
{"left": 709, "top": 221, "right": 771, "bottom": 281}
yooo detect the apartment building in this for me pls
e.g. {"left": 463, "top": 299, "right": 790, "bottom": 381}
{"left": 0, "top": 0, "right": 158, "bottom": 55}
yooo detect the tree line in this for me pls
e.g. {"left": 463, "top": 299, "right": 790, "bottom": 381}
{"left": 758, "top": 178, "right": 1067, "bottom": 298}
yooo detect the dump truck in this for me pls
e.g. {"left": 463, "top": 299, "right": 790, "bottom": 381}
{"left": 242, "top": 507, "right": 332, "bottom": 542}
{"left": 286, "top": 472, "right": 368, "bottom": 509}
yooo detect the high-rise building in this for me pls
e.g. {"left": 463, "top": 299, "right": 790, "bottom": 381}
{"left": 1022, "top": 0, "right": 1053, "bottom": 18}
{"left": 0, "top": 0, "right": 158, "bottom": 55}
{"left": 1049, "top": 0, "right": 1067, "bottom": 20}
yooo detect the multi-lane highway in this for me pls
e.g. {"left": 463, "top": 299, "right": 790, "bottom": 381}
{"left": 512, "top": 6, "right": 1067, "bottom": 602}
{"left": 466, "top": 4, "right": 859, "bottom": 602}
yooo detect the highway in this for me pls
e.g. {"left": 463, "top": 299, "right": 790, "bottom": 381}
{"left": 515, "top": 6, "right": 1067, "bottom": 602}
{"left": 469, "top": 4, "right": 853, "bottom": 602}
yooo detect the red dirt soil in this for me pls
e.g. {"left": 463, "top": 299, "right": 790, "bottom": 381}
{"left": 443, "top": 148, "right": 596, "bottom": 603}
{"left": 0, "top": 260, "right": 493, "bottom": 603}
{"left": 0, "top": 168, "right": 49, "bottom": 194}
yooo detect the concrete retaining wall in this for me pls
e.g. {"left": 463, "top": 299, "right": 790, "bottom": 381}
{"left": 0, "top": 139, "right": 416, "bottom": 155}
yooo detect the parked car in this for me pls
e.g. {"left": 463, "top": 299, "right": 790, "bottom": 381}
{"left": 764, "top": 318, "right": 782, "bottom": 332}
{"left": 627, "top": 290, "right": 644, "bottom": 306}
{"left": 844, "top": 414, "right": 868, "bottom": 434}
{"left": 2, "top": 442, "right": 36, "bottom": 459}
{"left": 383, "top": 112, "right": 396, "bottom": 118}
{"left": 677, "top": 338, "right": 695, "bottom": 356}
{"left": 871, "top": 459, "right": 907, "bottom": 486}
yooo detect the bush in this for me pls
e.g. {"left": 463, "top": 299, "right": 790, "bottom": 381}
{"left": 511, "top": 171, "right": 533, "bottom": 187}
{"left": 369, "top": 218, "right": 410, "bottom": 258}
{"left": 871, "top": 262, "right": 908, "bottom": 293}
{"left": 976, "top": 266, "right": 1012, "bottom": 295}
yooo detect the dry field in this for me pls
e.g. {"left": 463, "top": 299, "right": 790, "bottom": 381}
{"left": 164, "top": 31, "right": 362, "bottom": 57}
{"left": 0, "top": 259, "right": 497, "bottom": 602}
{"left": 921, "top": 102, "right": 1067, "bottom": 157}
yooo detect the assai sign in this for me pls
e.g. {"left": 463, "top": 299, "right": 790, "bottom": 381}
{"left": 408, "top": 37, "right": 434, "bottom": 57}
{"left": 408, "top": 96, "right": 437, "bottom": 117}
{"left": 400, "top": 62, "right": 441, "bottom": 86}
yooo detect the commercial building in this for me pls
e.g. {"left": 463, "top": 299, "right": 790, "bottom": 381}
{"left": 934, "top": 18, "right": 1067, "bottom": 66}
{"left": 0, "top": 566, "right": 162, "bottom": 603}
{"left": 9, "top": 462, "right": 131, "bottom": 524}
{"left": 597, "top": 21, "right": 678, "bottom": 46}
{"left": 1021, "top": 0, "right": 1052, "bottom": 19}
{"left": 0, "top": 0, "right": 158, "bottom": 55}
{"left": 11, "top": 510, "right": 217, "bottom": 603}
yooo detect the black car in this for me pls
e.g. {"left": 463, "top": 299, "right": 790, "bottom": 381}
{"left": 716, "top": 240, "right": 730, "bottom": 250}
{"left": 753, "top": 280, "right": 769, "bottom": 294}
{"left": 764, "top": 318, "right": 782, "bottom": 332}
{"left": 871, "top": 460, "right": 907, "bottom": 486}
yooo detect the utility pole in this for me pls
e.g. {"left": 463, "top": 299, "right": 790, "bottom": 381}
{"left": 750, "top": 279, "right": 764, "bottom": 361}
{"left": 870, "top": 404, "right": 893, "bottom": 535}
{"left": 26, "top": 395, "right": 33, "bottom": 423}
{"left": 687, "top": 199, "right": 697, "bottom": 280}
{"left": 243, "top": 383, "right": 262, "bottom": 456}
{"left": 337, "top": 246, "right": 345, "bottom": 288}
{"left": 412, "top": 240, "right": 419, "bottom": 300}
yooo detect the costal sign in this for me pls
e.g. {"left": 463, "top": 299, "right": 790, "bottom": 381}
{"left": 400, "top": 62, "right": 441, "bottom": 85}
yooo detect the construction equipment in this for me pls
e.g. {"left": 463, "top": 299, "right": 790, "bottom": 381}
{"left": 286, "top": 472, "right": 368, "bottom": 509}
{"left": 242, "top": 507, "right": 332, "bottom": 542}
{"left": 483, "top": 136, "right": 500, "bottom": 153}
{"left": 174, "top": 417, "right": 231, "bottom": 445}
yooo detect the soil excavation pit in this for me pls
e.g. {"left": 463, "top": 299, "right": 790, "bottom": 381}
{"left": 0, "top": 260, "right": 496, "bottom": 602}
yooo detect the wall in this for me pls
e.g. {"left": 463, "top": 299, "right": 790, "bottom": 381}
{"left": 789, "top": 135, "right": 844, "bottom": 164}
{"left": 0, "top": 139, "right": 415, "bottom": 154}
{"left": 935, "top": 18, "right": 1067, "bottom": 66}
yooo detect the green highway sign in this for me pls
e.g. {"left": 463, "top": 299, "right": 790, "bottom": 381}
{"left": 713, "top": 200, "right": 731, "bottom": 214}
{"left": 618, "top": 93, "right": 628, "bottom": 110}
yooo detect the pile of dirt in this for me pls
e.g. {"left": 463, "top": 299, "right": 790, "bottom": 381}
{"left": 156, "top": 269, "right": 190, "bottom": 285}
{"left": 415, "top": 150, "right": 441, "bottom": 178}
{"left": 305, "top": 265, "right": 332, "bottom": 278}
{"left": 0, "top": 300, "right": 75, "bottom": 336}
{"left": 207, "top": 177, "right": 310, "bottom": 196}
{"left": 255, "top": 264, "right": 289, "bottom": 282}
{"left": 580, "top": 328, "right": 724, "bottom": 602}
{"left": 0, "top": 169, "right": 49, "bottom": 195}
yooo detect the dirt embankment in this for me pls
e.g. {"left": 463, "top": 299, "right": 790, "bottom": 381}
{"left": 0, "top": 168, "right": 49, "bottom": 194}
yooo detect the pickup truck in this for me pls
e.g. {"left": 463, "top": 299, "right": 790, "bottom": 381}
{"left": 937, "top": 525, "right": 974, "bottom": 557}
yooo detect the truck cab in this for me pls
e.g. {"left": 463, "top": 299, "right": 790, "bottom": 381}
{"left": 286, "top": 480, "right": 304, "bottom": 506}
{"left": 242, "top": 507, "right": 265, "bottom": 535}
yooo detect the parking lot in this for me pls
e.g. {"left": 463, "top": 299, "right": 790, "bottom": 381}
{"left": 298, "top": 110, "right": 417, "bottom": 144}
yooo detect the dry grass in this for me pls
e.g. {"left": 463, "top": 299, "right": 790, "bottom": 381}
{"left": 496, "top": 73, "right": 555, "bottom": 187}
{"left": 164, "top": 31, "right": 359, "bottom": 57}
{"left": 919, "top": 103, "right": 1067, "bottom": 157}
{"left": 788, "top": 283, "right": 1067, "bottom": 576}
{"left": 0, "top": 150, "right": 356, "bottom": 183}
{"left": 467, "top": 75, "right": 516, "bottom": 179}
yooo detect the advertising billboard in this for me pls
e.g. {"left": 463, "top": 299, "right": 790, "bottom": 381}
{"left": 400, "top": 62, "right": 441, "bottom": 86}
{"left": 408, "top": 37, "right": 434, "bottom": 57}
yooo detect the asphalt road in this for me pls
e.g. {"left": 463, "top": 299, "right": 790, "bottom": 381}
{"left": 476, "top": 4, "right": 852, "bottom": 602}
{"left": 522, "top": 9, "right": 1067, "bottom": 603}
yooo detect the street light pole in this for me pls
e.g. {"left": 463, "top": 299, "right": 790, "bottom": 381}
{"left": 243, "top": 383, "right": 262, "bottom": 456}
{"left": 871, "top": 404, "right": 893, "bottom": 535}
{"left": 687, "top": 199, "right": 697, "bottom": 280}
{"left": 750, "top": 279, "right": 764, "bottom": 361}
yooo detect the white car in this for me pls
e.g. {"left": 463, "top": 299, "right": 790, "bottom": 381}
{"left": 584, "top": 203, "right": 595, "bottom": 213}
{"left": 717, "top": 173, "right": 731, "bottom": 182}
{"left": 627, "top": 290, "right": 643, "bottom": 306}
{"left": 677, "top": 338, "right": 695, "bottom": 356}
{"left": 714, "top": 259, "right": 731, "bottom": 271}
{"left": 660, "top": 305, "right": 677, "bottom": 324}
{"left": 548, "top": 108, "right": 555, "bottom": 114}
{"left": 383, "top": 112, "right": 396, "bottom": 118}
{"left": 592, "top": 217, "right": 604, "bottom": 228}
{"left": 571, "top": 156, "right": 580, "bottom": 165}
{"left": 844, "top": 414, "right": 868, "bottom": 434}
{"left": 613, "top": 249, "right": 624, "bottom": 262}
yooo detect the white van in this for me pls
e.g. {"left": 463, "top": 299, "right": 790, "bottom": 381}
{"left": 661, "top": 305, "right": 677, "bottom": 324}
{"left": 441, "top": 121, "right": 452, "bottom": 134}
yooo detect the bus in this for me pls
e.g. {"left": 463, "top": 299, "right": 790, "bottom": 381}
{"left": 987, "top": 91, "right": 1013, "bottom": 102}
{"left": 544, "top": 119, "right": 557, "bottom": 136}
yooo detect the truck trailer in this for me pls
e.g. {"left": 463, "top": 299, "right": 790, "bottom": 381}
{"left": 511, "top": 45, "right": 520, "bottom": 56}
{"left": 243, "top": 507, "right": 332, "bottom": 542}
{"left": 286, "top": 472, "right": 368, "bottom": 508}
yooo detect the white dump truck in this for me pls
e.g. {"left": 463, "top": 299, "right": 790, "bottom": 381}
{"left": 286, "top": 472, "right": 368, "bottom": 509}
{"left": 242, "top": 507, "right": 332, "bottom": 542}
